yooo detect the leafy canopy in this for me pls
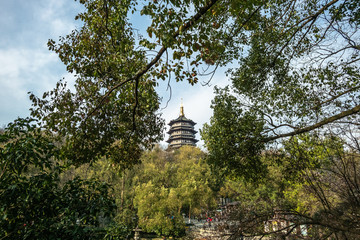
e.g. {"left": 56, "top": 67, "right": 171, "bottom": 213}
{"left": 0, "top": 118, "right": 116, "bottom": 240}
{"left": 202, "top": 0, "right": 360, "bottom": 178}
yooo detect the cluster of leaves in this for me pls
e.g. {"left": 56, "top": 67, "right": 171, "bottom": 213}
{"left": 66, "top": 146, "right": 222, "bottom": 238}
{"left": 30, "top": 0, "right": 164, "bottom": 167}
{"left": 28, "top": 0, "right": 358, "bottom": 184}
{"left": 24, "top": 0, "right": 359, "bottom": 180}
{"left": 280, "top": 134, "right": 360, "bottom": 238}
{"left": 213, "top": 133, "right": 360, "bottom": 239}
{"left": 4, "top": 0, "right": 359, "bottom": 238}
{"left": 26, "top": 0, "right": 280, "bottom": 171}
{"left": 0, "top": 118, "right": 117, "bottom": 239}
{"left": 202, "top": 0, "right": 360, "bottom": 183}
{"left": 132, "top": 146, "right": 218, "bottom": 237}
{"left": 201, "top": 86, "right": 266, "bottom": 180}
{"left": 138, "top": 0, "right": 261, "bottom": 84}
{"left": 194, "top": 1, "right": 360, "bottom": 237}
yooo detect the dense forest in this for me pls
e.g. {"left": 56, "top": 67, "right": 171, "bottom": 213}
{"left": 1, "top": 0, "right": 359, "bottom": 239}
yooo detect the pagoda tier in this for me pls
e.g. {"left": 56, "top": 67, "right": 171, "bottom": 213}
{"left": 166, "top": 124, "right": 197, "bottom": 135}
{"left": 168, "top": 117, "right": 196, "bottom": 126}
{"left": 166, "top": 103, "right": 198, "bottom": 149}
{"left": 166, "top": 134, "right": 199, "bottom": 143}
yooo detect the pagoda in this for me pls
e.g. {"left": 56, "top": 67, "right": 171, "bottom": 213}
{"left": 166, "top": 103, "right": 198, "bottom": 149}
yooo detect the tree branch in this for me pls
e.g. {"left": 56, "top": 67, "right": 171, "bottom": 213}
{"left": 84, "top": 0, "right": 219, "bottom": 127}
{"left": 265, "top": 104, "right": 360, "bottom": 142}
{"left": 275, "top": 0, "right": 340, "bottom": 61}
{"left": 311, "top": 85, "right": 360, "bottom": 110}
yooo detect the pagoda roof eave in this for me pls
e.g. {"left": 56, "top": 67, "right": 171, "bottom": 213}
{"left": 168, "top": 143, "right": 197, "bottom": 149}
{"left": 167, "top": 129, "right": 198, "bottom": 134}
{"left": 166, "top": 137, "right": 198, "bottom": 142}
{"left": 168, "top": 116, "right": 196, "bottom": 126}
{"left": 166, "top": 137, "right": 199, "bottom": 143}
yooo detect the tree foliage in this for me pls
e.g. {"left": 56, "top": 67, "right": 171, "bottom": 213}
{"left": 19, "top": 0, "right": 360, "bottom": 178}
{"left": 132, "top": 146, "right": 217, "bottom": 237}
{"left": 280, "top": 134, "right": 360, "bottom": 239}
{"left": 202, "top": 0, "right": 360, "bottom": 178}
{"left": 0, "top": 118, "right": 117, "bottom": 239}
{"left": 214, "top": 133, "right": 360, "bottom": 239}
{"left": 201, "top": 86, "right": 266, "bottom": 180}
{"left": 3, "top": 0, "right": 360, "bottom": 238}
{"left": 26, "top": 0, "right": 278, "bottom": 167}
{"left": 30, "top": 0, "right": 165, "bottom": 166}
{"left": 61, "top": 146, "right": 220, "bottom": 238}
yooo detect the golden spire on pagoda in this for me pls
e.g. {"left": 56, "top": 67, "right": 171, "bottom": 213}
{"left": 180, "top": 98, "right": 184, "bottom": 117}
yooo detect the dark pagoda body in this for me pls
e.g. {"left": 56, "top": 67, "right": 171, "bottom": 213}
{"left": 166, "top": 104, "right": 198, "bottom": 149}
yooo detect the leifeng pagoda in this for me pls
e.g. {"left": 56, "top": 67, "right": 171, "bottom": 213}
{"left": 166, "top": 103, "right": 198, "bottom": 149}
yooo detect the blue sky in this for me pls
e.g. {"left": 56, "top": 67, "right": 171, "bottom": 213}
{"left": 0, "top": 0, "right": 82, "bottom": 125}
{"left": 0, "top": 0, "right": 228, "bottom": 147}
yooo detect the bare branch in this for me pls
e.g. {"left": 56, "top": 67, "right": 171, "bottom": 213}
{"left": 311, "top": 85, "right": 360, "bottom": 110}
{"left": 265, "top": 104, "right": 360, "bottom": 142}
{"left": 275, "top": 0, "right": 340, "bottom": 60}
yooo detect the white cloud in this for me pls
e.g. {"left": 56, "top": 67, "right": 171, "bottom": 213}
{"left": 36, "top": 0, "right": 81, "bottom": 37}
{"left": 0, "top": 47, "right": 65, "bottom": 124}
{"left": 0, "top": 0, "right": 81, "bottom": 125}
{"left": 0, "top": 48, "right": 56, "bottom": 94}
